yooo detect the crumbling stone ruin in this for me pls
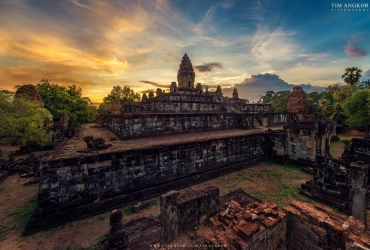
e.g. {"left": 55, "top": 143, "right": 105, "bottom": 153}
{"left": 97, "top": 187, "right": 370, "bottom": 249}
{"left": 15, "top": 84, "right": 44, "bottom": 107}
{"left": 110, "top": 98, "right": 122, "bottom": 115}
{"left": 164, "top": 189, "right": 370, "bottom": 249}
{"left": 81, "top": 135, "right": 112, "bottom": 151}
{"left": 301, "top": 137, "right": 370, "bottom": 224}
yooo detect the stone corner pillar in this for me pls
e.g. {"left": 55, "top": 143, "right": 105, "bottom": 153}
{"left": 349, "top": 161, "right": 368, "bottom": 224}
{"left": 160, "top": 190, "right": 179, "bottom": 244}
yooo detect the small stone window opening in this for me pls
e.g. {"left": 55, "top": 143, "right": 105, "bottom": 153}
{"left": 189, "top": 81, "right": 191, "bottom": 87}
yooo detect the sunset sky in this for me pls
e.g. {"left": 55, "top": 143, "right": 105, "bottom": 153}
{"left": 0, "top": 0, "right": 369, "bottom": 102}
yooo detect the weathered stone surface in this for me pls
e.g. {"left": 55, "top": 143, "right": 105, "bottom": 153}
{"left": 285, "top": 86, "right": 310, "bottom": 114}
{"left": 103, "top": 112, "right": 289, "bottom": 139}
{"left": 161, "top": 190, "right": 179, "bottom": 244}
{"left": 177, "top": 53, "right": 195, "bottom": 89}
{"left": 206, "top": 200, "right": 287, "bottom": 250}
{"left": 15, "top": 84, "right": 44, "bottom": 107}
{"left": 111, "top": 98, "right": 122, "bottom": 115}
{"left": 107, "top": 209, "right": 129, "bottom": 249}
{"left": 56, "top": 113, "right": 68, "bottom": 129}
{"left": 284, "top": 200, "right": 370, "bottom": 250}
{"left": 349, "top": 161, "right": 368, "bottom": 224}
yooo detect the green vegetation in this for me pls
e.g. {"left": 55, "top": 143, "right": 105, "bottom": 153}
{"left": 147, "top": 199, "right": 158, "bottom": 209}
{"left": 342, "top": 67, "right": 363, "bottom": 94}
{"left": 96, "top": 214, "right": 107, "bottom": 222}
{"left": 248, "top": 164, "right": 314, "bottom": 207}
{"left": 121, "top": 198, "right": 159, "bottom": 215}
{"left": 343, "top": 89, "right": 370, "bottom": 135}
{"left": 99, "top": 85, "right": 141, "bottom": 114}
{"left": 223, "top": 172, "right": 253, "bottom": 189}
{"left": 7, "top": 195, "right": 37, "bottom": 229}
{"left": 0, "top": 93, "right": 53, "bottom": 145}
{"left": 35, "top": 79, "right": 95, "bottom": 125}
{"left": 259, "top": 90, "right": 291, "bottom": 112}
{"left": 0, "top": 186, "right": 5, "bottom": 192}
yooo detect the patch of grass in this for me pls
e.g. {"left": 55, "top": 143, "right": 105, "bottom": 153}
{"left": 282, "top": 164, "right": 300, "bottom": 170}
{"left": 337, "top": 135, "right": 354, "bottom": 141}
{"left": 7, "top": 195, "right": 37, "bottom": 229}
{"left": 260, "top": 169, "right": 282, "bottom": 177}
{"left": 0, "top": 186, "right": 5, "bottom": 192}
{"left": 265, "top": 161, "right": 275, "bottom": 166}
{"left": 147, "top": 199, "right": 158, "bottom": 209}
{"left": 122, "top": 203, "right": 137, "bottom": 216}
{"left": 223, "top": 173, "right": 253, "bottom": 190}
{"left": 246, "top": 163, "right": 314, "bottom": 207}
{"left": 96, "top": 215, "right": 107, "bottom": 222}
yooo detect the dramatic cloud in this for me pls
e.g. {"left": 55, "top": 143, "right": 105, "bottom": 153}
{"left": 222, "top": 73, "right": 325, "bottom": 102}
{"left": 345, "top": 43, "right": 367, "bottom": 58}
{"left": 194, "top": 62, "right": 223, "bottom": 73}
{"left": 139, "top": 81, "right": 169, "bottom": 88}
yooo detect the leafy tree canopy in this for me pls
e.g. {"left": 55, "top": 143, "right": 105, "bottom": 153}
{"left": 343, "top": 89, "right": 370, "bottom": 135}
{"left": 99, "top": 86, "right": 141, "bottom": 114}
{"left": 103, "top": 86, "right": 141, "bottom": 105}
{"left": 35, "top": 79, "right": 95, "bottom": 125}
{"left": 0, "top": 93, "right": 52, "bottom": 145}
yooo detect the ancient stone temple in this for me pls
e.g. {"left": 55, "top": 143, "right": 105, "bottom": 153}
{"left": 177, "top": 53, "right": 195, "bottom": 89}
{"left": 285, "top": 86, "right": 310, "bottom": 113}
{"left": 24, "top": 53, "right": 343, "bottom": 237}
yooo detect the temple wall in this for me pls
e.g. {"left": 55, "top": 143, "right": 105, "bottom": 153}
{"left": 103, "top": 113, "right": 254, "bottom": 139}
{"left": 37, "top": 133, "right": 267, "bottom": 216}
{"left": 284, "top": 201, "right": 370, "bottom": 250}
{"left": 103, "top": 113, "right": 289, "bottom": 140}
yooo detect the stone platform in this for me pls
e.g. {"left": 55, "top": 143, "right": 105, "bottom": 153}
{"left": 48, "top": 123, "right": 283, "bottom": 158}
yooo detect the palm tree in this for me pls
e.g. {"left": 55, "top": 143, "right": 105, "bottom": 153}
{"left": 318, "top": 99, "right": 330, "bottom": 115}
{"left": 342, "top": 67, "right": 363, "bottom": 94}
{"left": 329, "top": 103, "right": 346, "bottom": 124}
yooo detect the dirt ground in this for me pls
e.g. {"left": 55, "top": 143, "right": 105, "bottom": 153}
{"left": 0, "top": 162, "right": 312, "bottom": 250}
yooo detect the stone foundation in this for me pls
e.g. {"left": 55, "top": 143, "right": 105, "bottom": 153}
{"left": 101, "top": 112, "right": 291, "bottom": 140}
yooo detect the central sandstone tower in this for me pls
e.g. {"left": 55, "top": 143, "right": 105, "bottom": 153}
{"left": 177, "top": 53, "right": 195, "bottom": 89}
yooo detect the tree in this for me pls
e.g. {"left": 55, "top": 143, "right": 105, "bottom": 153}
{"left": 270, "top": 90, "right": 291, "bottom": 112}
{"left": 343, "top": 89, "right": 370, "bottom": 135}
{"left": 259, "top": 90, "right": 275, "bottom": 104}
{"left": 307, "top": 91, "right": 323, "bottom": 104}
{"left": 318, "top": 99, "right": 330, "bottom": 115}
{"left": 342, "top": 67, "right": 363, "bottom": 94}
{"left": 99, "top": 86, "right": 141, "bottom": 114}
{"left": 0, "top": 94, "right": 52, "bottom": 145}
{"left": 35, "top": 79, "right": 95, "bottom": 125}
{"left": 332, "top": 85, "right": 357, "bottom": 103}
{"left": 102, "top": 86, "right": 141, "bottom": 105}
{"left": 329, "top": 103, "right": 346, "bottom": 124}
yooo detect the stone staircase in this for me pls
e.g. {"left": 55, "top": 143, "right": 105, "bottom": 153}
{"left": 253, "top": 117, "right": 263, "bottom": 128}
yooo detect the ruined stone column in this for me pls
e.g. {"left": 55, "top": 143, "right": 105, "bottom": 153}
{"left": 349, "top": 161, "right": 368, "bottom": 224}
{"left": 108, "top": 209, "right": 129, "bottom": 249}
{"left": 160, "top": 190, "right": 179, "bottom": 244}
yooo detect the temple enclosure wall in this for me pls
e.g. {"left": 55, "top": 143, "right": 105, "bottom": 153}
{"left": 101, "top": 112, "right": 290, "bottom": 139}
{"left": 37, "top": 133, "right": 267, "bottom": 216}
{"left": 23, "top": 120, "right": 335, "bottom": 235}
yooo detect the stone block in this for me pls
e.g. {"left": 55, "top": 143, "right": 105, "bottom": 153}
{"left": 160, "top": 190, "right": 179, "bottom": 244}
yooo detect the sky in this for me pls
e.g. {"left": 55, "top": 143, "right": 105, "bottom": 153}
{"left": 0, "top": 0, "right": 369, "bottom": 102}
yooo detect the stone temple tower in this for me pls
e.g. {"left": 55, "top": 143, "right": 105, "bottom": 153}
{"left": 177, "top": 53, "right": 195, "bottom": 89}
